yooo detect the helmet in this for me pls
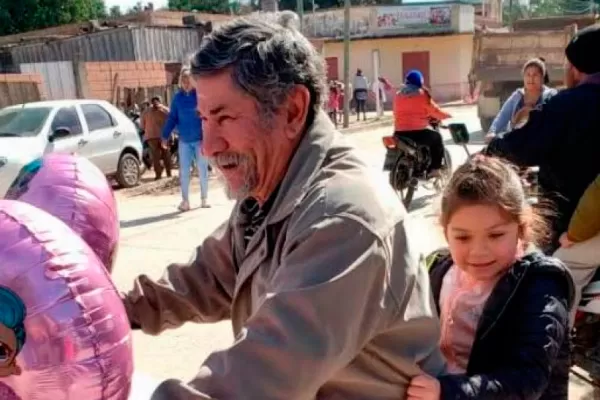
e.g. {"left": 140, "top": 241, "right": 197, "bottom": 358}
{"left": 405, "top": 70, "right": 424, "bottom": 88}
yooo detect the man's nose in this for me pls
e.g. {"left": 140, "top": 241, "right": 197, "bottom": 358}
{"left": 201, "top": 126, "right": 228, "bottom": 157}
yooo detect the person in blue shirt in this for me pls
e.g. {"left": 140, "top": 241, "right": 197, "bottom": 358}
{"left": 485, "top": 58, "right": 557, "bottom": 142}
{"left": 162, "top": 68, "right": 210, "bottom": 211}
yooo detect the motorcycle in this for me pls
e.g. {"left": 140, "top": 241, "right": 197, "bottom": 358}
{"left": 128, "top": 111, "right": 152, "bottom": 174}
{"left": 382, "top": 120, "right": 453, "bottom": 209}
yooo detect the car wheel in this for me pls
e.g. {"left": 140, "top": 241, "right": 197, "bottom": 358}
{"left": 116, "top": 153, "right": 141, "bottom": 188}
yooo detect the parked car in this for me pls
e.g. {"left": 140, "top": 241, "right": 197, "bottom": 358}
{"left": 0, "top": 99, "right": 144, "bottom": 197}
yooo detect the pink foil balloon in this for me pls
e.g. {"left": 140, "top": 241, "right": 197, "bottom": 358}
{"left": 5, "top": 154, "right": 120, "bottom": 272}
{"left": 0, "top": 200, "right": 133, "bottom": 399}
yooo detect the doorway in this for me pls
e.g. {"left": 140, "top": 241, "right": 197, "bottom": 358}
{"left": 402, "top": 52, "right": 431, "bottom": 87}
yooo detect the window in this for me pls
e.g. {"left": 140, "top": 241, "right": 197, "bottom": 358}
{"left": 51, "top": 107, "right": 83, "bottom": 136}
{"left": 0, "top": 107, "right": 52, "bottom": 137}
{"left": 81, "top": 104, "right": 115, "bottom": 132}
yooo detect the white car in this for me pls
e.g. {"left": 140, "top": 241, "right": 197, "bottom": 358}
{"left": 0, "top": 99, "right": 143, "bottom": 197}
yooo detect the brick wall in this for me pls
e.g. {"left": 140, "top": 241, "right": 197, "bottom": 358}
{"left": 0, "top": 73, "right": 45, "bottom": 108}
{"left": 81, "top": 61, "right": 168, "bottom": 102}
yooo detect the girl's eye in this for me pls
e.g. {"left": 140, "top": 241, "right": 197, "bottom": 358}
{"left": 454, "top": 236, "right": 470, "bottom": 242}
{"left": 0, "top": 343, "right": 9, "bottom": 362}
{"left": 489, "top": 232, "right": 506, "bottom": 239}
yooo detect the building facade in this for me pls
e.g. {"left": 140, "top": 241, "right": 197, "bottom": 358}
{"left": 303, "top": 2, "right": 476, "bottom": 102}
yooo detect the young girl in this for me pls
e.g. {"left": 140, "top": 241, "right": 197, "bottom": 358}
{"left": 408, "top": 156, "right": 574, "bottom": 400}
{"left": 327, "top": 82, "right": 340, "bottom": 127}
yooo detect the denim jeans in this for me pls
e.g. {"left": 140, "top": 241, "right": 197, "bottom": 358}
{"left": 178, "top": 140, "right": 208, "bottom": 202}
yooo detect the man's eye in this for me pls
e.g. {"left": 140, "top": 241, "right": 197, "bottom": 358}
{"left": 218, "top": 116, "right": 235, "bottom": 124}
{"left": 454, "top": 236, "right": 470, "bottom": 242}
{"left": 489, "top": 232, "right": 506, "bottom": 239}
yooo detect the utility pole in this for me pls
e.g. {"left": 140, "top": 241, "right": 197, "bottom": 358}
{"left": 342, "top": 0, "right": 351, "bottom": 128}
{"left": 261, "top": 0, "right": 278, "bottom": 12}
{"left": 297, "top": 0, "right": 304, "bottom": 32}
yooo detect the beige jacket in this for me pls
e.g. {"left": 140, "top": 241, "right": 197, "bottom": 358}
{"left": 123, "top": 111, "right": 444, "bottom": 400}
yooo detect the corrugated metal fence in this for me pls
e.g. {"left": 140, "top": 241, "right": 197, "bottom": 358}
{"left": 132, "top": 27, "right": 199, "bottom": 62}
{"left": 9, "top": 26, "right": 200, "bottom": 65}
{"left": 19, "top": 61, "right": 76, "bottom": 99}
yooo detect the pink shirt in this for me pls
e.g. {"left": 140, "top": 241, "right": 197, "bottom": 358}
{"left": 439, "top": 265, "right": 499, "bottom": 373}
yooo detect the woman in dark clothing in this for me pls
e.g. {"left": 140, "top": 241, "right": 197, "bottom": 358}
{"left": 407, "top": 156, "right": 574, "bottom": 400}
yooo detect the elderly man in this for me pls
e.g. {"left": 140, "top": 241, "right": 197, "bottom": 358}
{"left": 123, "top": 12, "right": 444, "bottom": 400}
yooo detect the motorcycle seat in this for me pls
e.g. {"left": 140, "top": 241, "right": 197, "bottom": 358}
{"left": 395, "top": 136, "right": 420, "bottom": 156}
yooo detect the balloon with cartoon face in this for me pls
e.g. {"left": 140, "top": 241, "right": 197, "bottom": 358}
{"left": 5, "top": 154, "right": 120, "bottom": 272}
{"left": 0, "top": 200, "right": 133, "bottom": 399}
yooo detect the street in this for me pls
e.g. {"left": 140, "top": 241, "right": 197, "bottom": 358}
{"left": 112, "top": 105, "right": 594, "bottom": 398}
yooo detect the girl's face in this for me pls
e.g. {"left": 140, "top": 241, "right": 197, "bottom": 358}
{"left": 445, "top": 204, "right": 522, "bottom": 281}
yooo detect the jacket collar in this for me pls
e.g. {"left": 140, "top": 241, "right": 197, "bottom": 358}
{"left": 429, "top": 250, "right": 575, "bottom": 344}
{"left": 267, "top": 111, "right": 336, "bottom": 224}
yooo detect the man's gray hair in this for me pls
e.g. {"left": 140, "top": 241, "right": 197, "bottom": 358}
{"left": 190, "top": 12, "right": 327, "bottom": 125}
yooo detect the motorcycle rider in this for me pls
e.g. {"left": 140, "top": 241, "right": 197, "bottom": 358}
{"left": 486, "top": 24, "right": 600, "bottom": 251}
{"left": 555, "top": 173, "right": 600, "bottom": 326}
{"left": 393, "top": 70, "right": 451, "bottom": 178}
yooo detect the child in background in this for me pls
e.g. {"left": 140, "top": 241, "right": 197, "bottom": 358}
{"left": 337, "top": 83, "right": 344, "bottom": 124}
{"left": 327, "top": 82, "right": 340, "bottom": 127}
{"left": 408, "top": 156, "right": 573, "bottom": 400}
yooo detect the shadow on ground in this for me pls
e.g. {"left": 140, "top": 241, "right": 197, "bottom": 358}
{"left": 120, "top": 211, "right": 182, "bottom": 228}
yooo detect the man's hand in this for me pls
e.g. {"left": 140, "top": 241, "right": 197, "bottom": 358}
{"left": 161, "top": 140, "right": 169, "bottom": 150}
{"left": 559, "top": 232, "right": 576, "bottom": 248}
{"left": 484, "top": 132, "right": 495, "bottom": 143}
{"left": 407, "top": 374, "right": 441, "bottom": 400}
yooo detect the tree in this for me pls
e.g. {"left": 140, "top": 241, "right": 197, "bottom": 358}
{"left": 167, "top": 0, "right": 232, "bottom": 13}
{"left": 127, "top": 1, "right": 145, "bottom": 13}
{"left": 506, "top": 0, "right": 596, "bottom": 20}
{"left": 109, "top": 5, "right": 122, "bottom": 17}
{"left": 0, "top": 0, "right": 108, "bottom": 35}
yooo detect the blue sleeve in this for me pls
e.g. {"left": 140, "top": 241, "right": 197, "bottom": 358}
{"left": 488, "top": 90, "right": 520, "bottom": 135}
{"left": 438, "top": 273, "right": 571, "bottom": 399}
{"left": 162, "top": 96, "right": 179, "bottom": 141}
{"left": 486, "top": 92, "right": 567, "bottom": 166}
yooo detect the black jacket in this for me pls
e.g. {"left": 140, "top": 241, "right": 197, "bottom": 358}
{"left": 486, "top": 78, "right": 600, "bottom": 249}
{"left": 427, "top": 250, "right": 574, "bottom": 400}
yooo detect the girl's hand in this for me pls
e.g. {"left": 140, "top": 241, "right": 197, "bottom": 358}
{"left": 559, "top": 232, "right": 575, "bottom": 248}
{"left": 407, "top": 374, "right": 441, "bottom": 400}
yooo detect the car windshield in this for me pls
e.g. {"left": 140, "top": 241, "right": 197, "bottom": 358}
{"left": 0, "top": 106, "right": 52, "bottom": 137}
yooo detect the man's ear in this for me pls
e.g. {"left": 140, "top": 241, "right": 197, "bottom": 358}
{"left": 283, "top": 85, "right": 311, "bottom": 140}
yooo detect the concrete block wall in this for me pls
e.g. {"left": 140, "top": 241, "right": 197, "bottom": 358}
{"left": 81, "top": 61, "right": 168, "bottom": 102}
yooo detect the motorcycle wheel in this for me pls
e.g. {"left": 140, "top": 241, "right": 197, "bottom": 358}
{"left": 390, "top": 155, "right": 416, "bottom": 210}
{"left": 170, "top": 151, "right": 179, "bottom": 169}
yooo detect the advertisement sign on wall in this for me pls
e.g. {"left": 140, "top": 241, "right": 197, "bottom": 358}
{"left": 376, "top": 6, "right": 451, "bottom": 30}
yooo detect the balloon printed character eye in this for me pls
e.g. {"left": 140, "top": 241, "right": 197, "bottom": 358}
{"left": 0, "top": 286, "right": 26, "bottom": 378}
{"left": 5, "top": 158, "right": 43, "bottom": 200}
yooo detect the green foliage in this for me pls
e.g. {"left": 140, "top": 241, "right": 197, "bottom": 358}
{"left": 504, "top": 0, "right": 596, "bottom": 23}
{"left": 0, "top": 0, "right": 107, "bottom": 35}
{"left": 109, "top": 5, "right": 122, "bottom": 17}
{"left": 167, "top": 0, "right": 232, "bottom": 13}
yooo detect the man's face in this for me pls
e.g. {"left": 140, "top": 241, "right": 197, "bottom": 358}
{"left": 564, "top": 60, "right": 581, "bottom": 88}
{"left": 151, "top": 99, "right": 160, "bottom": 108}
{"left": 197, "top": 70, "right": 309, "bottom": 203}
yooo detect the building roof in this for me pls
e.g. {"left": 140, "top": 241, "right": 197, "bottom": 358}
{"left": 0, "top": 10, "right": 233, "bottom": 47}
